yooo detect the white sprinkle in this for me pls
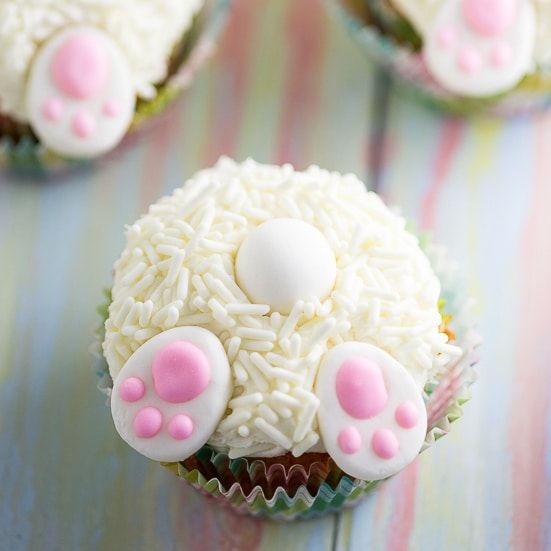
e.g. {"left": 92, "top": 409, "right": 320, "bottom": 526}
{"left": 271, "top": 390, "right": 300, "bottom": 408}
{"left": 226, "top": 303, "right": 270, "bottom": 316}
{"left": 218, "top": 410, "right": 252, "bottom": 431}
{"left": 292, "top": 432, "right": 319, "bottom": 457}
{"left": 254, "top": 418, "right": 292, "bottom": 449}
{"left": 236, "top": 327, "right": 277, "bottom": 341}
{"left": 237, "top": 425, "right": 250, "bottom": 437}
{"left": 293, "top": 397, "right": 319, "bottom": 442}
{"left": 229, "top": 392, "right": 263, "bottom": 408}
{"left": 258, "top": 403, "right": 279, "bottom": 424}
{"left": 176, "top": 268, "right": 190, "bottom": 300}
{"left": 279, "top": 300, "right": 304, "bottom": 341}
{"left": 241, "top": 340, "right": 274, "bottom": 352}
{"left": 121, "top": 262, "right": 147, "bottom": 286}
{"left": 227, "top": 336, "right": 241, "bottom": 362}
{"left": 139, "top": 300, "right": 154, "bottom": 327}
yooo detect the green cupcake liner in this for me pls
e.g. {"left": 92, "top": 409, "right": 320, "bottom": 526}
{"left": 330, "top": 0, "right": 551, "bottom": 116}
{"left": 91, "top": 231, "right": 480, "bottom": 520}
{"left": 0, "top": 0, "right": 230, "bottom": 177}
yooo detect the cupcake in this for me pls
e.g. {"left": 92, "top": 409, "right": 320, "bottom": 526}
{"left": 0, "top": 0, "right": 226, "bottom": 169}
{"left": 335, "top": 0, "right": 551, "bottom": 115}
{"left": 95, "top": 158, "right": 479, "bottom": 519}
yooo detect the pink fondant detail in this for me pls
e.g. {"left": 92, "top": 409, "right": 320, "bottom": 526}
{"left": 437, "top": 26, "right": 457, "bottom": 49}
{"left": 458, "top": 48, "right": 483, "bottom": 74}
{"left": 338, "top": 426, "right": 362, "bottom": 454}
{"left": 52, "top": 32, "right": 108, "bottom": 99}
{"left": 72, "top": 111, "right": 96, "bottom": 138}
{"left": 119, "top": 377, "right": 145, "bottom": 402}
{"left": 336, "top": 357, "right": 388, "bottom": 420}
{"left": 395, "top": 401, "right": 419, "bottom": 429}
{"left": 167, "top": 414, "right": 194, "bottom": 440}
{"left": 152, "top": 341, "right": 211, "bottom": 404}
{"left": 133, "top": 407, "right": 162, "bottom": 438}
{"left": 103, "top": 99, "right": 120, "bottom": 118}
{"left": 372, "top": 428, "right": 399, "bottom": 460}
{"left": 462, "top": 0, "right": 517, "bottom": 36}
{"left": 492, "top": 42, "right": 513, "bottom": 67}
{"left": 42, "top": 98, "right": 64, "bottom": 122}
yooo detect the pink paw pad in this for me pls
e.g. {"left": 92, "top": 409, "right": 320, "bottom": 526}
{"left": 462, "top": 0, "right": 516, "bottom": 36}
{"left": 52, "top": 33, "right": 108, "bottom": 99}
{"left": 152, "top": 341, "right": 211, "bottom": 403}
{"left": 336, "top": 357, "right": 388, "bottom": 419}
{"left": 338, "top": 427, "right": 362, "bottom": 454}
{"left": 316, "top": 342, "right": 428, "bottom": 481}
{"left": 458, "top": 47, "right": 483, "bottom": 74}
{"left": 395, "top": 401, "right": 419, "bottom": 429}
{"left": 110, "top": 326, "right": 232, "bottom": 463}
{"left": 371, "top": 429, "right": 399, "bottom": 460}
{"left": 42, "top": 98, "right": 64, "bottom": 122}
{"left": 133, "top": 407, "right": 162, "bottom": 438}
{"left": 437, "top": 26, "right": 457, "bottom": 49}
{"left": 167, "top": 414, "right": 194, "bottom": 440}
{"left": 26, "top": 26, "right": 136, "bottom": 158}
{"left": 119, "top": 377, "right": 145, "bottom": 402}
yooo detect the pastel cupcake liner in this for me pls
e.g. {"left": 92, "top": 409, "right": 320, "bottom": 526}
{"left": 91, "top": 232, "right": 480, "bottom": 520}
{"left": 0, "top": 0, "right": 230, "bottom": 177}
{"left": 330, "top": 0, "right": 551, "bottom": 116}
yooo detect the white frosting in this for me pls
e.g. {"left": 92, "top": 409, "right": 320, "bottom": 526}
{"left": 315, "top": 342, "right": 427, "bottom": 481}
{"left": 235, "top": 218, "right": 337, "bottom": 315}
{"left": 0, "top": 0, "right": 204, "bottom": 122}
{"left": 391, "top": 0, "right": 551, "bottom": 71}
{"left": 104, "top": 157, "right": 461, "bottom": 458}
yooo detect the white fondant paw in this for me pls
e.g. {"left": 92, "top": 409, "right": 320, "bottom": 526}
{"left": 111, "top": 326, "right": 232, "bottom": 462}
{"left": 424, "top": 0, "right": 536, "bottom": 97}
{"left": 315, "top": 342, "right": 427, "bottom": 481}
{"left": 26, "top": 26, "right": 136, "bottom": 158}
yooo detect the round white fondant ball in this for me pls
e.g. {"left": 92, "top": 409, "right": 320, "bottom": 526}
{"left": 235, "top": 218, "right": 337, "bottom": 314}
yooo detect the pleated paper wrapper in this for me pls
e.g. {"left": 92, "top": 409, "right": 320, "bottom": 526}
{"left": 91, "top": 234, "right": 480, "bottom": 520}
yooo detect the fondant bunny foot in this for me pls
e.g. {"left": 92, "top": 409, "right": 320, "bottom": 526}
{"left": 424, "top": 0, "right": 536, "bottom": 97}
{"left": 26, "top": 26, "right": 136, "bottom": 158}
{"left": 315, "top": 342, "right": 427, "bottom": 480}
{"left": 111, "top": 327, "right": 232, "bottom": 462}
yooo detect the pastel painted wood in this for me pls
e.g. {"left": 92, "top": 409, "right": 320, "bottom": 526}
{"left": 0, "top": 0, "right": 550, "bottom": 549}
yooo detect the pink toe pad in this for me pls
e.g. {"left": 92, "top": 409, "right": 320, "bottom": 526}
{"left": 133, "top": 407, "right": 162, "bottom": 439}
{"left": 338, "top": 426, "right": 362, "bottom": 454}
{"left": 119, "top": 377, "right": 145, "bottom": 402}
{"left": 336, "top": 357, "right": 388, "bottom": 420}
{"left": 372, "top": 428, "right": 399, "bottom": 460}
{"left": 167, "top": 414, "right": 194, "bottom": 440}
{"left": 152, "top": 341, "right": 211, "bottom": 403}
{"left": 458, "top": 48, "right": 483, "bottom": 74}
{"left": 52, "top": 33, "right": 108, "bottom": 99}
{"left": 72, "top": 111, "right": 96, "bottom": 138}
{"left": 42, "top": 98, "right": 64, "bottom": 122}
{"left": 462, "top": 0, "right": 517, "bottom": 36}
{"left": 395, "top": 401, "right": 419, "bottom": 429}
{"left": 103, "top": 99, "right": 120, "bottom": 117}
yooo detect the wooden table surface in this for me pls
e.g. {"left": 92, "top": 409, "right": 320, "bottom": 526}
{"left": 1, "top": 1, "right": 550, "bottom": 549}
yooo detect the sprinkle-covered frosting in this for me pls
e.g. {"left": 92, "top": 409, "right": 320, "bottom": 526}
{"left": 0, "top": 0, "right": 204, "bottom": 121}
{"left": 104, "top": 158, "right": 462, "bottom": 459}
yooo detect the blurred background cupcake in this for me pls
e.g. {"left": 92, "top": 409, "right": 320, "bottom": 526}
{"left": 0, "top": 0, "right": 229, "bottom": 174}
{"left": 93, "top": 158, "right": 480, "bottom": 519}
{"left": 333, "top": 0, "right": 551, "bottom": 115}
